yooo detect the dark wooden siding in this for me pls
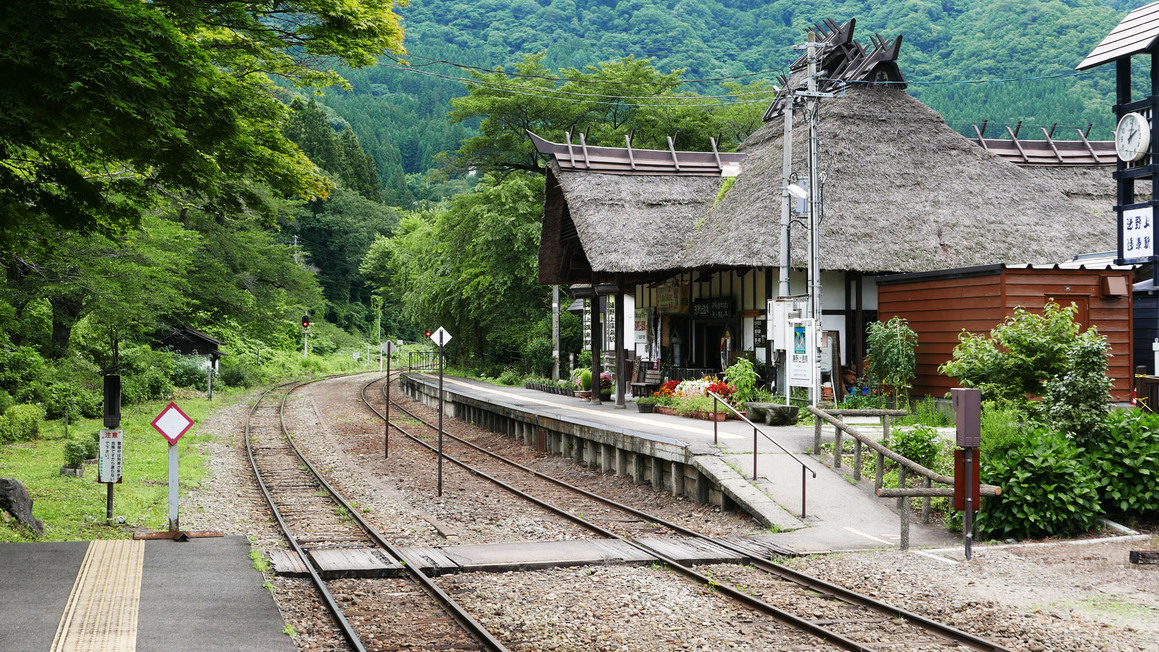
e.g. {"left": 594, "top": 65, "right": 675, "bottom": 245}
{"left": 1135, "top": 291, "right": 1159, "bottom": 375}
{"left": 877, "top": 273, "right": 1004, "bottom": 400}
{"left": 878, "top": 268, "right": 1133, "bottom": 403}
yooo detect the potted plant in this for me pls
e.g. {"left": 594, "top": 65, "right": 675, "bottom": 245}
{"left": 576, "top": 369, "right": 592, "bottom": 399}
{"left": 635, "top": 396, "right": 659, "bottom": 413}
{"left": 598, "top": 372, "right": 614, "bottom": 400}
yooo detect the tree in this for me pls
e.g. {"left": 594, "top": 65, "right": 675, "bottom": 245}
{"left": 865, "top": 317, "right": 919, "bottom": 406}
{"left": 0, "top": 0, "right": 406, "bottom": 244}
{"left": 361, "top": 173, "right": 547, "bottom": 365}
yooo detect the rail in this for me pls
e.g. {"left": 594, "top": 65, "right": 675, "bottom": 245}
{"left": 807, "top": 405, "right": 1000, "bottom": 549}
{"left": 707, "top": 391, "right": 817, "bottom": 518}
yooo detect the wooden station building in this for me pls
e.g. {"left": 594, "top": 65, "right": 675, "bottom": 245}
{"left": 533, "top": 17, "right": 1119, "bottom": 401}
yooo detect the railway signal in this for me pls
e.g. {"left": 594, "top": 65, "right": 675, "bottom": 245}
{"left": 302, "top": 313, "right": 310, "bottom": 359}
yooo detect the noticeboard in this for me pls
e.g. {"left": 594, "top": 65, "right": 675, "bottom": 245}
{"left": 98, "top": 428, "right": 123, "bottom": 484}
{"left": 691, "top": 297, "right": 734, "bottom": 320}
{"left": 787, "top": 319, "right": 815, "bottom": 389}
{"left": 1120, "top": 203, "right": 1157, "bottom": 264}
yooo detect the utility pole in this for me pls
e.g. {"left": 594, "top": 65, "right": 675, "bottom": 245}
{"left": 552, "top": 285, "right": 560, "bottom": 381}
{"left": 806, "top": 29, "right": 824, "bottom": 406}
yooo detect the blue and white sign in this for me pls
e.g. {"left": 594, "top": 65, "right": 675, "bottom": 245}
{"left": 1121, "top": 205, "right": 1155, "bottom": 262}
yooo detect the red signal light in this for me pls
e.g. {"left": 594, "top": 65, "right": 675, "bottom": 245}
{"left": 302, "top": 314, "right": 310, "bottom": 330}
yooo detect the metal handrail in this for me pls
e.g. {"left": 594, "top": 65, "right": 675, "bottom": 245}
{"left": 706, "top": 391, "right": 817, "bottom": 518}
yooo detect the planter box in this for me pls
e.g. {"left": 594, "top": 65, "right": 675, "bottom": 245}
{"left": 577, "top": 390, "right": 591, "bottom": 400}
{"left": 698, "top": 411, "right": 727, "bottom": 422}
{"left": 655, "top": 406, "right": 675, "bottom": 416}
{"left": 636, "top": 403, "right": 655, "bottom": 413}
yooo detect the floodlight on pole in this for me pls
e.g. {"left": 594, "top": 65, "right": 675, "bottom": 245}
{"left": 786, "top": 183, "right": 809, "bottom": 200}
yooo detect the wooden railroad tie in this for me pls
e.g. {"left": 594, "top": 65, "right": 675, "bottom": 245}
{"left": 1128, "top": 550, "right": 1159, "bottom": 565}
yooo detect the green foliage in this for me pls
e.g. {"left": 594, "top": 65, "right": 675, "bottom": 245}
{"left": 889, "top": 425, "right": 941, "bottom": 469}
{"left": 0, "top": 404, "right": 46, "bottom": 444}
{"left": 976, "top": 428, "right": 1102, "bottom": 541}
{"left": 724, "top": 357, "right": 758, "bottom": 405}
{"left": 1041, "top": 334, "right": 1111, "bottom": 441}
{"left": 895, "top": 398, "right": 953, "bottom": 427}
{"left": 865, "top": 317, "right": 918, "bottom": 403}
{"left": 521, "top": 337, "right": 555, "bottom": 377}
{"left": 170, "top": 356, "right": 211, "bottom": 391}
{"left": 1084, "top": 410, "right": 1159, "bottom": 519}
{"left": 496, "top": 368, "right": 524, "bottom": 386}
{"left": 62, "top": 438, "right": 89, "bottom": 469}
{"left": 578, "top": 369, "right": 592, "bottom": 391}
{"left": 219, "top": 362, "right": 259, "bottom": 389}
{"left": 979, "top": 401, "right": 1026, "bottom": 460}
{"left": 940, "top": 302, "right": 1088, "bottom": 404}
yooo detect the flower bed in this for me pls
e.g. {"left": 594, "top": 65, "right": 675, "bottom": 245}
{"left": 648, "top": 376, "right": 737, "bottom": 420}
{"left": 523, "top": 378, "right": 575, "bottom": 397}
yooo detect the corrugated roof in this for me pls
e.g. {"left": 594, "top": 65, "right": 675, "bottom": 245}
{"left": 1077, "top": 1, "right": 1159, "bottom": 70}
{"left": 974, "top": 135, "right": 1115, "bottom": 166}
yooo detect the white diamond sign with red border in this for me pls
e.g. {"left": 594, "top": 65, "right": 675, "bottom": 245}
{"left": 152, "top": 401, "right": 194, "bottom": 445}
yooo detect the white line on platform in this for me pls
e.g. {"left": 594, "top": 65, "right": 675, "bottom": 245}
{"left": 843, "top": 527, "right": 895, "bottom": 546}
{"left": 910, "top": 549, "right": 959, "bottom": 565}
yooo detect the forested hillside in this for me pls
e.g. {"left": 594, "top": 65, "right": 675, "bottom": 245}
{"left": 322, "top": 0, "right": 1146, "bottom": 206}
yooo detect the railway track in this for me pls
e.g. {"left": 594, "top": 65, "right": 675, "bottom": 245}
{"left": 363, "top": 373, "right": 1012, "bottom": 652}
{"left": 245, "top": 375, "right": 507, "bottom": 652}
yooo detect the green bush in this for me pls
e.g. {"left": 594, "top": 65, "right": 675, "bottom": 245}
{"left": 0, "top": 389, "right": 13, "bottom": 416}
{"left": 521, "top": 337, "right": 555, "bottom": 378}
{"left": 0, "top": 404, "right": 46, "bottom": 443}
{"left": 122, "top": 367, "right": 173, "bottom": 404}
{"left": 42, "top": 381, "right": 102, "bottom": 420}
{"left": 1084, "top": 410, "right": 1159, "bottom": 519}
{"left": 1040, "top": 334, "right": 1110, "bottom": 442}
{"left": 496, "top": 368, "right": 523, "bottom": 386}
{"left": 577, "top": 369, "right": 592, "bottom": 391}
{"left": 889, "top": 424, "right": 941, "bottom": 468}
{"left": 85, "top": 429, "right": 100, "bottom": 460}
{"left": 940, "top": 302, "right": 1091, "bottom": 405}
{"left": 979, "top": 401, "right": 1026, "bottom": 459}
{"left": 219, "top": 362, "right": 258, "bottom": 388}
{"left": 62, "top": 438, "right": 88, "bottom": 469}
{"left": 976, "top": 428, "right": 1102, "bottom": 540}
{"left": 170, "top": 355, "right": 210, "bottom": 390}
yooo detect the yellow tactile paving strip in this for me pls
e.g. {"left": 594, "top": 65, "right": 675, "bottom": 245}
{"left": 50, "top": 540, "right": 144, "bottom": 651}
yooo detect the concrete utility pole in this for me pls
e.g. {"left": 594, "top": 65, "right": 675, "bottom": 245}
{"left": 806, "top": 29, "right": 824, "bottom": 406}
{"left": 780, "top": 86, "right": 793, "bottom": 299}
{"left": 552, "top": 285, "right": 560, "bottom": 381}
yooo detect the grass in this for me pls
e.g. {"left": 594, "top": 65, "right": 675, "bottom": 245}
{"left": 0, "top": 390, "right": 244, "bottom": 542}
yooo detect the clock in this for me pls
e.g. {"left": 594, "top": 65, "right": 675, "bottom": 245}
{"left": 1116, "top": 112, "right": 1151, "bottom": 162}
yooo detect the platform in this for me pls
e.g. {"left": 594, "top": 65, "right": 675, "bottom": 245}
{"left": 406, "top": 374, "right": 962, "bottom": 555}
{"left": 0, "top": 535, "right": 294, "bottom": 652}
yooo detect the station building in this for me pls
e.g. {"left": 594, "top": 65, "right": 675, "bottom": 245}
{"left": 533, "top": 18, "right": 1126, "bottom": 400}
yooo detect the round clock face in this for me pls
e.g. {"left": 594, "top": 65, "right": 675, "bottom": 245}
{"left": 1116, "top": 112, "right": 1151, "bottom": 162}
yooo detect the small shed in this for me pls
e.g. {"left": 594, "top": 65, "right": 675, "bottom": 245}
{"left": 158, "top": 327, "right": 224, "bottom": 365}
{"left": 876, "top": 264, "right": 1133, "bottom": 402}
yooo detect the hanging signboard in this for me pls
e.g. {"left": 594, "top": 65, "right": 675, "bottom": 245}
{"left": 754, "top": 320, "right": 767, "bottom": 348}
{"left": 604, "top": 303, "right": 615, "bottom": 348}
{"left": 691, "top": 297, "right": 734, "bottom": 320}
{"left": 655, "top": 283, "right": 689, "bottom": 314}
{"left": 1120, "top": 204, "right": 1156, "bottom": 264}
{"left": 788, "top": 319, "right": 816, "bottom": 389}
{"left": 582, "top": 299, "right": 592, "bottom": 351}
{"left": 633, "top": 307, "right": 651, "bottom": 345}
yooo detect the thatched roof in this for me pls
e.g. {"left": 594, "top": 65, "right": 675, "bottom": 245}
{"left": 537, "top": 85, "right": 1117, "bottom": 283}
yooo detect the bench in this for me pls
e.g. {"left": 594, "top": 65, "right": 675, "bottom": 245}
{"left": 630, "top": 369, "right": 663, "bottom": 397}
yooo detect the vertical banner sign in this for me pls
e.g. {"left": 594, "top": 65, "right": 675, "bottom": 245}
{"left": 582, "top": 299, "right": 592, "bottom": 351}
{"left": 98, "top": 429, "right": 123, "bottom": 484}
{"left": 788, "top": 319, "right": 815, "bottom": 388}
{"left": 429, "top": 327, "right": 452, "bottom": 497}
{"left": 633, "top": 307, "right": 651, "bottom": 345}
{"left": 1121, "top": 205, "right": 1156, "bottom": 262}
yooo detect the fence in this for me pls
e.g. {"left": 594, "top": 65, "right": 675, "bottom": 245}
{"left": 807, "top": 405, "right": 1000, "bottom": 549}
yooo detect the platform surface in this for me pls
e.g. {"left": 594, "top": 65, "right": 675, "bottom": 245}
{"left": 413, "top": 374, "right": 962, "bottom": 554}
{"left": 0, "top": 535, "right": 294, "bottom": 652}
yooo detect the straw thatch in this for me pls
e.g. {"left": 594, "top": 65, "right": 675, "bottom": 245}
{"left": 538, "top": 84, "right": 1116, "bottom": 283}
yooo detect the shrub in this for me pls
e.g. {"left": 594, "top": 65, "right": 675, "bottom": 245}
{"left": 521, "top": 337, "right": 555, "bottom": 377}
{"left": 976, "top": 428, "right": 1102, "bottom": 540}
{"left": 865, "top": 317, "right": 919, "bottom": 404}
{"left": 724, "top": 357, "right": 758, "bottom": 404}
{"left": 85, "top": 429, "right": 100, "bottom": 460}
{"left": 496, "top": 368, "right": 523, "bottom": 386}
{"left": 62, "top": 438, "right": 88, "bottom": 469}
{"left": 0, "top": 404, "right": 46, "bottom": 443}
{"left": 0, "top": 389, "right": 13, "bottom": 416}
{"left": 42, "top": 381, "right": 102, "bottom": 420}
{"left": 219, "top": 362, "right": 258, "bottom": 388}
{"left": 577, "top": 369, "right": 592, "bottom": 391}
{"left": 1084, "top": 410, "right": 1159, "bottom": 519}
{"left": 980, "top": 401, "right": 1026, "bottom": 460}
{"left": 940, "top": 302, "right": 1086, "bottom": 404}
{"left": 170, "top": 355, "right": 210, "bottom": 390}
{"left": 1040, "top": 334, "right": 1110, "bottom": 442}
{"left": 122, "top": 367, "right": 173, "bottom": 404}
{"left": 890, "top": 424, "right": 941, "bottom": 469}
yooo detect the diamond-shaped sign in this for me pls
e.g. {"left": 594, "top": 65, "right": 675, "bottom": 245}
{"left": 429, "top": 326, "right": 452, "bottom": 347}
{"left": 381, "top": 340, "right": 398, "bottom": 355}
{"left": 152, "top": 401, "right": 194, "bottom": 445}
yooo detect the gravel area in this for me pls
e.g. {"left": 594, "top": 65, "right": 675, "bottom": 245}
{"left": 181, "top": 377, "right": 1159, "bottom": 651}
